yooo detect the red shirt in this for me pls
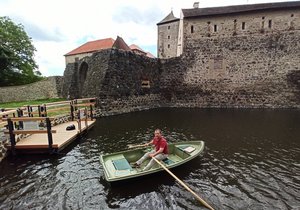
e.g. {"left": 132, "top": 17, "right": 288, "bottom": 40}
{"left": 153, "top": 136, "right": 168, "bottom": 154}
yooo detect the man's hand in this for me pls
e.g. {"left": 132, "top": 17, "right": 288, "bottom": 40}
{"left": 149, "top": 153, "right": 155, "bottom": 158}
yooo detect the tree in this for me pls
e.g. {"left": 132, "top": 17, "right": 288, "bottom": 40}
{"left": 0, "top": 16, "right": 42, "bottom": 86}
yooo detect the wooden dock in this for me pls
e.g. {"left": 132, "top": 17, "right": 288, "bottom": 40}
{"left": 6, "top": 120, "right": 95, "bottom": 153}
{"left": 2, "top": 97, "right": 97, "bottom": 155}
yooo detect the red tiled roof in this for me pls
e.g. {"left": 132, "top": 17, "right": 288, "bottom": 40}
{"left": 130, "top": 44, "right": 156, "bottom": 58}
{"left": 112, "top": 36, "right": 131, "bottom": 51}
{"left": 65, "top": 38, "right": 115, "bottom": 56}
{"left": 146, "top": 52, "right": 156, "bottom": 58}
{"left": 130, "top": 44, "right": 144, "bottom": 52}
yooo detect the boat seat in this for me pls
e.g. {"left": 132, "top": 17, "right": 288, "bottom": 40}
{"left": 163, "top": 158, "right": 174, "bottom": 165}
{"left": 176, "top": 145, "right": 195, "bottom": 153}
{"left": 112, "top": 158, "right": 132, "bottom": 170}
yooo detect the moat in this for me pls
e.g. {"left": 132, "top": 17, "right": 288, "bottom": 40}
{"left": 0, "top": 108, "right": 299, "bottom": 209}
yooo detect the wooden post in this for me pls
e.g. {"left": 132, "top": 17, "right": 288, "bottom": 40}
{"left": 77, "top": 109, "right": 81, "bottom": 132}
{"left": 45, "top": 117, "right": 53, "bottom": 153}
{"left": 74, "top": 99, "right": 78, "bottom": 112}
{"left": 90, "top": 104, "right": 93, "bottom": 120}
{"left": 85, "top": 108, "right": 88, "bottom": 131}
{"left": 7, "top": 118, "right": 16, "bottom": 155}
{"left": 12, "top": 112, "right": 17, "bottom": 129}
{"left": 38, "top": 105, "right": 41, "bottom": 117}
{"left": 70, "top": 101, "right": 74, "bottom": 121}
{"left": 17, "top": 108, "right": 23, "bottom": 130}
{"left": 26, "top": 105, "right": 34, "bottom": 117}
{"left": 41, "top": 104, "right": 47, "bottom": 117}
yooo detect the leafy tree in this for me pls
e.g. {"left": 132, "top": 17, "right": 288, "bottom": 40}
{"left": 0, "top": 16, "right": 42, "bottom": 86}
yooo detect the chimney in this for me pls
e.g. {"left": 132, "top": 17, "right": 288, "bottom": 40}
{"left": 193, "top": 2, "right": 199, "bottom": 8}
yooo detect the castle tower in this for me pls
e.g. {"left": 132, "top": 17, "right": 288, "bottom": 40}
{"left": 157, "top": 11, "right": 180, "bottom": 58}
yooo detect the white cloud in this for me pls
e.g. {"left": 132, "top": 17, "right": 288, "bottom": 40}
{"left": 0, "top": 0, "right": 296, "bottom": 76}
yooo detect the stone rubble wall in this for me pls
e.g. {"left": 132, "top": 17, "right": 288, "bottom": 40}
{"left": 174, "top": 30, "right": 300, "bottom": 108}
{"left": 0, "top": 128, "right": 8, "bottom": 162}
{"left": 62, "top": 31, "right": 300, "bottom": 118}
{"left": 0, "top": 76, "right": 63, "bottom": 103}
{"left": 64, "top": 49, "right": 166, "bottom": 115}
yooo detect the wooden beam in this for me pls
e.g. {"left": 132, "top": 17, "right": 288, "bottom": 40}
{"left": 0, "top": 109, "right": 18, "bottom": 116}
{"left": 6, "top": 144, "right": 59, "bottom": 149}
{"left": 75, "top": 97, "right": 96, "bottom": 102}
{"left": 5, "top": 117, "right": 55, "bottom": 122}
{"left": 46, "top": 107, "right": 70, "bottom": 112}
{"left": 72, "top": 103, "right": 95, "bottom": 107}
{"left": 4, "top": 130, "right": 57, "bottom": 134}
{"left": 45, "top": 100, "right": 71, "bottom": 106}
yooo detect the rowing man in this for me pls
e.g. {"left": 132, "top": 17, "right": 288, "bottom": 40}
{"left": 133, "top": 129, "right": 168, "bottom": 171}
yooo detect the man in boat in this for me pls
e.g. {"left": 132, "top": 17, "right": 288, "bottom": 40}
{"left": 133, "top": 129, "right": 168, "bottom": 171}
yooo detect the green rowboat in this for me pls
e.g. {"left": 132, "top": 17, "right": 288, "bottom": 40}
{"left": 100, "top": 141, "right": 205, "bottom": 182}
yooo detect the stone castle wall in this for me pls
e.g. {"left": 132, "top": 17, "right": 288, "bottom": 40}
{"left": 62, "top": 35, "right": 300, "bottom": 116}
{"left": 183, "top": 9, "right": 299, "bottom": 40}
{"left": 63, "top": 49, "right": 166, "bottom": 115}
{"left": 0, "top": 76, "right": 63, "bottom": 103}
{"left": 165, "top": 30, "right": 300, "bottom": 108}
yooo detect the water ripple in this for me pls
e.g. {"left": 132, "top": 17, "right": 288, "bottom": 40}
{"left": 0, "top": 108, "right": 299, "bottom": 209}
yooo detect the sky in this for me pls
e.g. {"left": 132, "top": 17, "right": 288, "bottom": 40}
{"left": 0, "top": 0, "right": 296, "bottom": 76}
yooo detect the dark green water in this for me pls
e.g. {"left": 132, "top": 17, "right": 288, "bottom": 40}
{"left": 0, "top": 108, "right": 299, "bottom": 209}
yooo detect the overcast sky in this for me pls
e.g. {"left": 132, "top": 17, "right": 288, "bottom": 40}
{"left": 0, "top": 0, "right": 296, "bottom": 76}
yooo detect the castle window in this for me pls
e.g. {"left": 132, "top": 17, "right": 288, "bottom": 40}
{"left": 261, "top": 20, "right": 265, "bottom": 33}
{"left": 213, "top": 57, "right": 223, "bottom": 70}
{"left": 168, "top": 25, "right": 170, "bottom": 29}
{"left": 214, "top": 25, "right": 217, "bottom": 32}
{"left": 191, "top": 25, "right": 194, "bottom": 33}
{"left": 141, "top": 80, "right": 150, "bottom": 88}
{"left": 233, "top": 20, "right": 237, "bottom": 35}
{"left": 168, "top": 35, "right": 170, "bottom": 39}
{"left": 291, "top": 14, "right": 294, "bottom": 17}
{"left": 168, "top": 44, "right": 170, "bottom": 48}
{"left": 262, "top": 16, "right": 265, "bottom": 20}
{"left": 242, "top": 22, "right": 246, "bottom": 30}
{"left": 268, "top": 20, "right": 272, "bottom": 28}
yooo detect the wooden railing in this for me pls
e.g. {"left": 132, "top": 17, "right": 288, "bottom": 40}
{"left": 1, "top": 98, "right": 97, "bottom": 155}
{"left": 4, "top": 117, "right": 56, "bottom": 155}
{"left": 0, "top": 108, "right": 25, "bottom": 128}
{"left": 19, "top": 97, "right": 97, "bottom": 119}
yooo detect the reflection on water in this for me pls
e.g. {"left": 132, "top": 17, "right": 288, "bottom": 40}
{"left": 0, "top": 108, "right": 299, "bottom": 209}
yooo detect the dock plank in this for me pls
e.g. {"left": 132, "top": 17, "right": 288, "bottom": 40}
{"left": 7, "top": 120, "right": 96, "bottom": 152}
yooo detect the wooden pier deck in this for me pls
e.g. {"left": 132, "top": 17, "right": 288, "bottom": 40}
{"left": 6, "top": 120, "right": 96, "bottom": 153}
{"left": 2, "top": 97, "right": 97, "bottom": 155}
{"left": 7, "top": 120, "right": 95, "bottom": 152}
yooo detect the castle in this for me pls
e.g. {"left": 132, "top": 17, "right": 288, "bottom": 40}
{"left": 157, "top": 1, "right": 300, "bottom": 58}
{"left": 1, "top": 1, "right": 299, "bottom": 113}
{"left": 58, "top": 1, "right": 300, "bottom": 113}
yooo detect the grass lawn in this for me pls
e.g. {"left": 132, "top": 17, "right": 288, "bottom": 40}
{"left": 0, "top": 98, "right": 66, "bottom": 109}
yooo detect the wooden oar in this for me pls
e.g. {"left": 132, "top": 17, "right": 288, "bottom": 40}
{"left": 127, "top": 144, "right": 147, "bottom": 149}
{"left": 152, "top": 157, "right": 215, "bottom": 210}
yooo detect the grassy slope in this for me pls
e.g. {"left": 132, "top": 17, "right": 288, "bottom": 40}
{"left": 0, "top": 98, "right": 66, "bottom": 109}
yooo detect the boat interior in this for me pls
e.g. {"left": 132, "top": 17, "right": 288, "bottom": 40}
{"left": 103, "top": 144, "right": 196, "bottom": 175}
